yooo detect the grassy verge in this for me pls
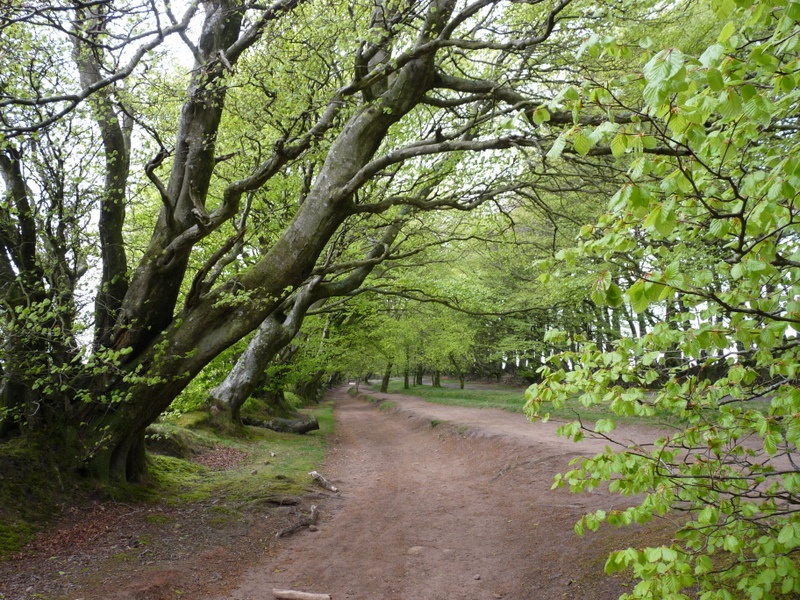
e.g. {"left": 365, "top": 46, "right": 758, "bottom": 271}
{"left": 370, "top": 380, "right": 682, "bottom": 427}
{"left": 150, "top": 403, "right": 334, "bottom": 505}
{"left": 375, "top": 381, "right": 528, "bottom": 412}
{"left": 0, "top": 403, "right": 334, "bottom": 558}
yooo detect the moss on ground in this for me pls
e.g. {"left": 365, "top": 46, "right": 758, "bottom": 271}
{"left": 0, "top": 436, "right": 77, "bottom": 555}
{"left": 0, "top": 402, "right": 334, "bottom": 560}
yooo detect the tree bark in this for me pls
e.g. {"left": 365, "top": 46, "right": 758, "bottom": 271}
{"left": 380, "top": 362, "right": 393, "bottom": 393}
{"left": 242, "top": 416, "right": 319, "bottom": 434}
{"left": 208, "top": 214, "right": 408, "bottom": 423}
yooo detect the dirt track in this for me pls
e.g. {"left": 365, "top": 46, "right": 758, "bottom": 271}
{"left": 0, "top": 384, "right": 676, "bottom": 600}
{"left": 213, "top": 385, "right": 675, "bottom": 600}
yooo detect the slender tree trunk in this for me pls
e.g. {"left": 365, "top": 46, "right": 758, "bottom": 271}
{"left": 432, "top": 370, "right": 441, "bottom": 387}
{"left": 380, "top": 362, "right": 392, "bottom": 393}
{"left": 209, "top": 213, "right": 407, "bottom": 422}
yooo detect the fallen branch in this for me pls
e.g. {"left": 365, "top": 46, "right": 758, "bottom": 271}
{"left": 276, "top": 505, "right": 319, "bottom": 538}
{"left": 309, "top": 470, "right": 338, "bottom": 492}
{"left": 272, "top": 590, "right": 331, "bottom": 600}
{"left": 242, "top": 415, "right": 320, "bottom": 434}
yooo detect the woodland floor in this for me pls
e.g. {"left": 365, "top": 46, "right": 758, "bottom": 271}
{"left": 0, "top": 384, "right": 678, "bottom": 600}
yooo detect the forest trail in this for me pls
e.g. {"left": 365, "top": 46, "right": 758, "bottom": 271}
{"left": 211, "top": 385, "right": 673, "bottom": 600}
{"left": 0, "top": 385, "right": 675, "bottom": 600}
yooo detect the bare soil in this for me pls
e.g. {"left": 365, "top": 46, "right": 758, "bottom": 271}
{"left": 0, "top": 385, "right": 677, "bottom": 600}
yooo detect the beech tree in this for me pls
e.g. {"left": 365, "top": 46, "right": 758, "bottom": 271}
{"left": 527, "top": 1, "right": 800, "bottom": 597}
{"left": 1, "top": 0, "right": 610, "bottom": 482}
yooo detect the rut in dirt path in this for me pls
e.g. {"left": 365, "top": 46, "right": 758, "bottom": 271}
{"left": 214, "top": 386, "right": 673, "bottom": 600}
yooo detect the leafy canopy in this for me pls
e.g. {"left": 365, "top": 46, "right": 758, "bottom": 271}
{"left": 527, "top": 1, "right": 800, "bottom": 598}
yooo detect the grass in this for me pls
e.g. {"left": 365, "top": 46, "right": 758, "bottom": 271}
{"left": 0, "top": 402, "right": 334, "bottom": 559}
{"left": 372, "top": 380, "right": 680, "bottom": 428}
{"left": 150, "top": 403, "right": 334, "bottom": 505}
{"left": 377, "top": 380, "right": 528, "bottom": 413}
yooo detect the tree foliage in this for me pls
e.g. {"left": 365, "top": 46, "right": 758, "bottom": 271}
{"left": 1, "top": 0, "right": 612, "bottom": 482}
{"left": 527, "top": 1, "right": 800, "bottom": 597}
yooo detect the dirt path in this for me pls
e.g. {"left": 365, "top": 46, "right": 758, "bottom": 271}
{"left": 211, "top": 386, "right": 675, "bottom": 600}
{"left": 0, "top": 385, "right": 676, "bottom": 600}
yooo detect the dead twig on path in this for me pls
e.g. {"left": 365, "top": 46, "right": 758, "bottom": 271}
{"left": 276, "top": 505, "right": 319, "bottom": 538}
{"left": 308, "top": 470, "right": 338, "bottom": 492}
{"left": 272, "top": 590, "right": 331, "bottom": 600}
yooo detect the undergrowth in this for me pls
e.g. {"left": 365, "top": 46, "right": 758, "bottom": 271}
{"left": 0, "top": 402, "right": 334, "bottom": 559}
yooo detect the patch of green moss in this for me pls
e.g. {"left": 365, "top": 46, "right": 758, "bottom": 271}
{"left": 110, "top": 550, "right": 136, "bottom": 562}
{"left": 145, "top": 424, "right": 213, "bottom": 458}
{"left": 378, "top": 401, "right": 397, "bottom": 411}
{"left": 145, "top": 513, "right": 175, "bottom": 525}
{"left": 171, "top": 411, "right": 211, "bottom": 429}
{"left": 0, "top": 521, "right": 33, "bottom": 556}
{"left": 148, "top": 454, "right": 211, "bottom": 502}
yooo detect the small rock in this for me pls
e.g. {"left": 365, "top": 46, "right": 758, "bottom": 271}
{"left": 407, "top": 546, "right": 425, "bottom": 555}
{"left": 250, "top": 469, "right": 258, "bottom": 475}
{"left": 474, "top": 574, "right": 481, "bottom": 581}
{"left": 308, "top": 525, "right": 319, "bottom": 532}
{"left": 270, "top": 451, "right": 277, "bottom": 457}
{"left": 263, "top": 460, "right": 270, "bottom": 465}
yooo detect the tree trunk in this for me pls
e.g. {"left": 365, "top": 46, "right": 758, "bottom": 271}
{"left": 207, "top": 310, "right": 300, "bottom": 424}
{"left": 209, "top": 213, "right": 407, "bottom": 422}
{"left": 77, "top": 1, "right": 452, "bottom": 481}
{"left": 403, "top": 367, "right": 410, "bottom": 389}
{"left": 242, "top": 415, "right": 319, "bottom": 434}
{"left": 380, "top": 362, "right": 393, "bottom": 393}
{"left": 414, "top": 366, "right": 424, "bottom": 386}
{"left": 432, "top": 370, "right": 441, "bottom": 387}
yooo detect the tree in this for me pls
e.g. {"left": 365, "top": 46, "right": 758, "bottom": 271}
{"left": 206, "top": 208, "right": 411, "bottom": 421}
{"left": 527, "top": 1, "right": 800, "bottom": 597}
{"left": 1, "top": 0, "right": 596, "bottom": 482}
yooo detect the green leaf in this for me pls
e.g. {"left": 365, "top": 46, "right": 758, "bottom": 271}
{"left": 718, "top": 21, "right": 736, "bottom": 44}
{"left": 643, "top": 48, "right": 685, "bottom": 84}
{"left": 532, "top": 105, "right": 550, "bottom": 125}
{"left": 546, "top": 134, "right": 567, "bottom": 160}
{"left": 573, "top": 131, "right": 592, "bottom": 155}
{"left": 610, "top": 133, "right": 627, "bottom": 157}
{"left": 594, "top": 418, "right": 616, "bottom": 433}
{"left": 627, "top": 280, "right": 650, "bottom": 313}
{"left": 605, "top": 282, "right": 623, "bottom": 307}
{"left": 643, "top": 204, "right": 676, "bottom": 237}
{"left": 707, "top": 68, "right": 724, "bottom": 91}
